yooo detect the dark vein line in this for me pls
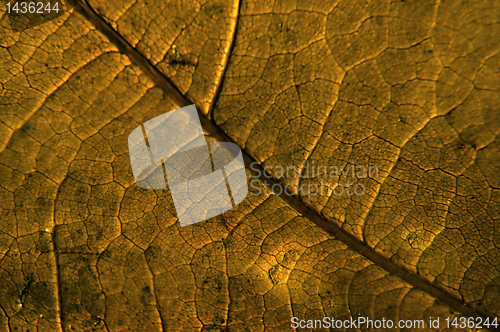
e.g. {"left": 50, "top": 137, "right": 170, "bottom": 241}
{"left": 360, "top": 146, "right": 401, "bottom": 244}
{"left": 143, "top": 252, "right": 166, "bottom": 332}
{"left": 51, "top": 226, "right": 65, "bottom": 331}
{"left": 0, "top": 303, "right": 11, "bottom": 332}
{"left": 222, "top": 232, "right": 231, "bottom": 331}
{"left": 70, "top": 0, "right": 500, "bottom": 330}
{"left": 94, "top": 249, "right": 111, "bottom": 332}
{"left": 208, "top": 0, "right": 242, "bottom": 120}
{"left": 49, "top": 164, "right": 65, "bottom": 331}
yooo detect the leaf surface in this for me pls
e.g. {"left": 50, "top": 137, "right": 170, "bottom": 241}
{"left": 0, "top": 0, "right": 499, "bottom": 331}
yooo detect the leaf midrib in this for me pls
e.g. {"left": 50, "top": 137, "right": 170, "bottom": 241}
{"left": 69, "top": 0, "right": 499, "bottom": 330}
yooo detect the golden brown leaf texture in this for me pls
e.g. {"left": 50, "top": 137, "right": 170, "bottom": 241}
{"left": 0, "top": 0, "right": 499, "bottom": 331}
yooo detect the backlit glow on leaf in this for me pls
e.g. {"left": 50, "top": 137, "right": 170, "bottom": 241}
{"left": 0, "top": 0, "right": 499, "bottom": 331}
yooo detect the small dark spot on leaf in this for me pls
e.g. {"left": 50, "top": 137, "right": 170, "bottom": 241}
{"left": 214, "top": 278, "right": 223, "bottom": 291}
